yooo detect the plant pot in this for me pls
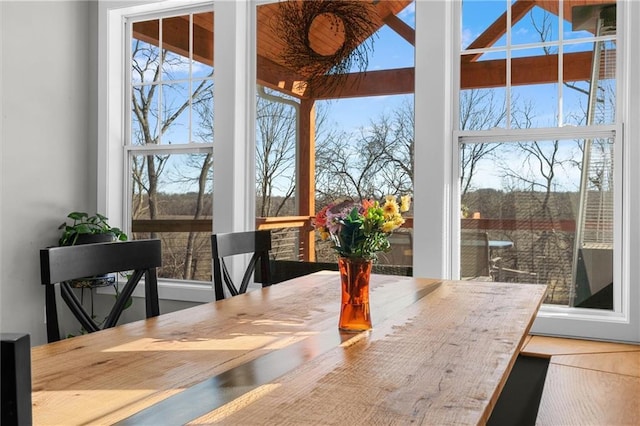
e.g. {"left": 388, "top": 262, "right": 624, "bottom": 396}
{"left": 74, "top": 234, "right": 115, "bottom": 245}
{"left": 67, "top": 233, "right": 116, "bottom": 288}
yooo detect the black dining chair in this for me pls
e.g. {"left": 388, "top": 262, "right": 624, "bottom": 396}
{"left": 40, "top": 239, "right": 162, "bottom": 343}
{"left": 211, "top": 230, "right": 272, "bottom": 300}
{"left": 1, "top": 333, "right": 32, "bottom": 426}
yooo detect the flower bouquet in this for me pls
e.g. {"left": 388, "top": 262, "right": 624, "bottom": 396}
{"left": 314, "top": 195, "right": 412, "bottom": 261}
{"left": 313, "top": 195, "right": 411, "bottom": 332}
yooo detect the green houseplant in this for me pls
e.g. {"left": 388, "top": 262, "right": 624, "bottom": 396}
{"left": 58, "top": 212, "right": 127, "bottom": 246}
{"left": 57, "top": 212, "right": 131, "bottom": 336}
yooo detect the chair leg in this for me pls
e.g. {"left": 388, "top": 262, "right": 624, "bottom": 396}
{"left": 145, "top": 268, "right": 160, "bottom": 318}
{"left": 1, "top": 333, "right": 32, "bottom": 426}
{"left": 45, "top": 285, "right": 60, "bottom": 343}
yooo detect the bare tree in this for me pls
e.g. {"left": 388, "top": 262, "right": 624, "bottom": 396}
{"left": 459, "top": 89, "right": 506, "bottom": 197}
{"left": 316, "top": 124, "right": 389, "bottom": 202}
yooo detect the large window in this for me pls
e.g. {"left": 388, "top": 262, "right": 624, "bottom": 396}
{"left": 126, "top": 8, "right": 214, "bottom": 282}
{"left": 456, "top": 0, "right": 627, "bottom": 340}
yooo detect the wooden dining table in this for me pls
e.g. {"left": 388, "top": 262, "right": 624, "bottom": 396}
{"left": 31, "top": 272, "right": 546, "bottom": 425}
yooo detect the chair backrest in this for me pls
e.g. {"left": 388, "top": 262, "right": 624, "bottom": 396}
{"left": 460, "top": 231, "right": 491, "bottom": 279}
{"left": 265, "top": 260, "right": 339, "bottom": 284}
{"left": 40, "top": 239, "right": 162, "bottom": 342}
{"left": 211, "top": 230, "right": 272, "bottom": 300}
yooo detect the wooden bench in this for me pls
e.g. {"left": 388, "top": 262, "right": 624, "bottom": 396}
{"left": 521, "top": 336, "right": 640, "bottom": 425}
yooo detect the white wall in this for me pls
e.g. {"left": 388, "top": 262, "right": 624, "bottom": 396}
{"left": 0, "top": 1, "right": 97, "bottom": 345}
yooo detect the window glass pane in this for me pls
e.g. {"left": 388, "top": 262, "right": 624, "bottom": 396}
{"left": 162, "top": 16, "right": 191, "bottom": 80}
{"left": 192, "top": 12, "right": 214, "bottom": 78}
{"left": 459, "top": 137, "right": 614, "bottom": 309}
{"left": 461, "top": 0, "right": 507, "bottom": 50}
{"left": 563, "top": 41, "right": 593, "bottom": 125}
{"left": 131, "top": 20, "right": 160, "bottom": 84}
{"left": 131, "top": 85, "right": 159, "bottom": 146}
{"left": 459, "top": 87, "right": 507, "bottom": 130}
{"left": 192, "top": 80, "right": 214, "bottom": 143}
{"left": 161, "top": 82, "right": 191, "bottom": 144}
{"left": 511, "top": 3, "right": 559, "bottom": 45}
{"left": 131, "top": 152, "right": 213, "bottom": 281}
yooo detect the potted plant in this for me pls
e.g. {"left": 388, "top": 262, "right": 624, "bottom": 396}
{"left": 58, "top": 212, "right": 127, "bottom": 246}
{"left": 57, "top": 212, "right": 132, "bottom": 335}
{"left": 57, "top": 211, "right": 128, "bottom": 290}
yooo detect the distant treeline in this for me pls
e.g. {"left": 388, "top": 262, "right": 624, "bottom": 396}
{"left": 135, "top": 189, "right": 584, "bottom": 221}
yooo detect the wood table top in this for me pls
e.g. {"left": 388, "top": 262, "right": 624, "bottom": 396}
{"left": 31, "top": 272, "right": 546, "bottom": 425}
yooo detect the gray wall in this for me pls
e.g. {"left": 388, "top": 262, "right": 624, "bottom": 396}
{"left": 0, "top": 0, "right": 200, "bottom": 346}
{"left": 1, "top": 1, "right": 97, "bottom": 346}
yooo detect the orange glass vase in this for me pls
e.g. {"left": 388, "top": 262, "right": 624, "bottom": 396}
{"left": 338, "top": 257, "right": 373, "bottom": 332}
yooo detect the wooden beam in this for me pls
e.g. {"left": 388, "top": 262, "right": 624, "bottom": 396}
{"left": 383, "top": 14, "right": 415, "bottom": 46}
{"left": 131, "top": 219, "right": 212, "bottom": 233}
{"left": 298, "top": 99, "right": 316, "bottom": 261}
{"left": 462, "top": 51, "right": 612, "bottom": 89}
{"left": 308, "top": 68, "right": 415, "bottom": 100}
{"left": 462, "top": 0, "right": 536, "bottom": 63}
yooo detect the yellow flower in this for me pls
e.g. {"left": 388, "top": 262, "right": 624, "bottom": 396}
{"left": 400, "top": 195, "right": 411, "bottom": 212}
{"left": 393, "top": 214, "right": 405, "bottom": 227}
{"left": 383, "top": 199, "right": 399, "bottom": 218}
{"left": 319, "top": 230, "right": 330, "bottom": 241}
{"left": 382, "top": 221, "right": 397, "bottom": 233}
{"left": 385, "top": 195, "right": 395, "bottom": 203}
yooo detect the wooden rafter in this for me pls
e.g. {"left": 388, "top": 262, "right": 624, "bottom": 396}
{"left": 384, "top": 14, "right": 415, "bottom": 46}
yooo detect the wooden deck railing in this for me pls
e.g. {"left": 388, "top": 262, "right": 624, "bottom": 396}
{"left": 131, "top": 217, "right": 582, "bottom": 236}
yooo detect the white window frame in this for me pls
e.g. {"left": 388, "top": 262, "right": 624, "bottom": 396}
{"left": 98, "top": 0, "right": 256, "bottom": 302}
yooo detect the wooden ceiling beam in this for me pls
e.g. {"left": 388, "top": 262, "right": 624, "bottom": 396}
{"left": 383, "top": 14, "right": 415, "bottom": 46}
{"left": 307, "top": 68, "right": 415, "bottom": 100}
{"left": 461, "top": 51, "right": 611, "bottom": 89}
